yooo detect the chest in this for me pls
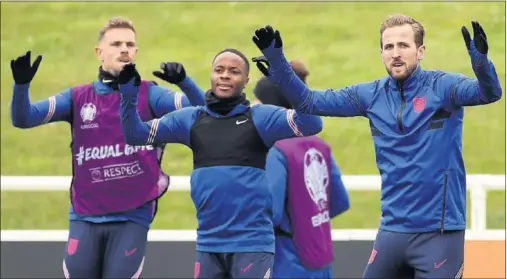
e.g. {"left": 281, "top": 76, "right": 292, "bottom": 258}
{"left": 191, "top": 112, "right": 264, "bottom": 150}
{"left": 189, "top": 111, "right": 268, "bottom": 169}
{"left": 71, "top": 90, "right": 151, "bottom": 134}
{"left": 367, "top": 86, "right": 452, "bottom": 136}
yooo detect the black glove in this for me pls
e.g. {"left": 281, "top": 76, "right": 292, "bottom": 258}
{"left": 153, "top": 62, "right": 186, "bottom": 84}
{"left": 461, "top": 21, "right": 488, "bottom": 54}
{"left": 118, "top": 64, "right": 141, "bottom": 96}
{"left": 10, "top": 51, "right": 43, "bottom": 84}
{"left": 252, "top": 56, "right": 270, "bottom": 77}
{"left": 118, "top": 63, "right": 141, "bottom": 86}
{"left": 252, "top": 25, "right": 283, "bottom": 51}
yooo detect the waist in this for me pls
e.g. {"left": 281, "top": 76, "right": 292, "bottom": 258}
{"left": 196, "top": 229, "right": 275, "bottom": 253}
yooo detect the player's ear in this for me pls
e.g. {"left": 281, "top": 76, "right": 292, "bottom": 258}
{"left": 95, "top": 46, "right": 103, "bottom": 62}
{"left": 417, "top": 44, "right": 425, "bottom": 61}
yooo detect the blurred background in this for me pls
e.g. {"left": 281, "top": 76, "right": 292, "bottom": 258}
{"left": 1, "top": 2, "right": 505, "bottom": 231}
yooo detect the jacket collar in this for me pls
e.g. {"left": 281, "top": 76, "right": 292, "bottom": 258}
{"left": 205, "top": 103, "right": 250, "bottom": 118}
{"left": 388, "top": 65, "right": 423, "bottom": 91}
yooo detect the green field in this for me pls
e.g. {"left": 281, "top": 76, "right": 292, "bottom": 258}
{"left": 1, "top": 2, "right": 505, "bottom": 230}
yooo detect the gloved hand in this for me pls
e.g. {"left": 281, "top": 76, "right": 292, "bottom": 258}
{"left": 461, "top": 21, "right": 488, "bottom": 55}
{"left": 252, "top": 56, "right": 270, "bottom": 77}
{"left": 10, "top": 51, "right": 43, "bottom": 85}
{"left": 252, "top": 25, "right": 283, "bottom": 51}
{"left": 118, "top": 63, "right": 141, "bottom": 96}
{"left": 153, "top": 62, "right": 186, "bottom": 84}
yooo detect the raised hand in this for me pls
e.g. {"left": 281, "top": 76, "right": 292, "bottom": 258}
{"left": 252, "top": 25, "right": 283, "bottom": 51}
{"left": 118, "top": 63, "right": 141, "bottom": 96}
{"left": 11, "top": 51, "right": 43, "bottom": 85}
{"left": 152, "top": 62, "right": 186, "bottom": 84}
{"left": 461, "top": 21, "right": 488, "bottom": 55}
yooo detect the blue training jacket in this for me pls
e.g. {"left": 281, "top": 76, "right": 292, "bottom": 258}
{"left": 266, "top": 146, "right": 349, "bottom": 277}
{"left": 260, "top": 42, "right": 502, "bottom": 233}
{"left": 118, "top": 85, "right": 323, "bottom": 253}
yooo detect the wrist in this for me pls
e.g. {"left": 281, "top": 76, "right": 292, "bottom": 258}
{"left": 262, "top": 47, "right": 284, "bottom": 60}
{"left": 176, "top": 76, "right": 190, "bottom": 87}
{"left": 119, "top": 84, "right": 138, "bottom": 96}
{"left": 14, "top": 83, "right": 30, "bottom": 90}
{"left": 469, "top": 49, "right": 488, "bottom": 68}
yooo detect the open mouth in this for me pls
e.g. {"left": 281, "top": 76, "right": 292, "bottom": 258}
{"left": 392, "top": 62, "right": 405, "bottom": 68}
{"left": 217, "top": 84, "right": 233, "bottom": 91}
{"left": 118, "top": 57, "right": 131, "bottom": 63}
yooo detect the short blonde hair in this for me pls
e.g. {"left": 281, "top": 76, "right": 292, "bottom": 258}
{"left": 98, "top": 16, "right": 136, "bottom": 42}
{"left": 380, "top": 14, "right": 425, "bottom": 47}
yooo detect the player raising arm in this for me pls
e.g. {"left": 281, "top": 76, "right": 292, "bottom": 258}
{"left": 252, "top": 15, "right": 501, "bottom": 279}
{"left": 118, "top": 48, "right": 322, "bottom": 279}
{"left": 10, "top": 16, "right": 205, "bottom": 279}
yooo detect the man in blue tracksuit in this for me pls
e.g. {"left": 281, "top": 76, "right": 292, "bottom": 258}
{"left": 10, "top": 16, "right": 205, "bottom": 278}
{"left": 253, "top": 64, "right": 350, "bottom": 279}
{"left": 251, "top": 15, "right": 502, "bottom": 279}
{"left": 117, "top": 48, "right": 323, "bottom": 279}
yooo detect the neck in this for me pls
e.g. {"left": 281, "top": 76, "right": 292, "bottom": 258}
{"left": 101, "top": 66, "right": 119, "bottom": 77}
{"left": 205, "top": 90, "right": 250, "bottom": 115}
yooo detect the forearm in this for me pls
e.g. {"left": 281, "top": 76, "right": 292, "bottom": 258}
{"left": 263, "top": 49, "right": 313, "bottom": 112}
{"left": 263, "top": 49, "right": 367, "bottom": 117}
{"left": 470, "top": 53, "right": 502, "bottom": 103}
{"left": 11, "top": 84, "right": 69, "bottom": 128}
{"left": 176, "top": 77, "right": 206, "bottom": 106}
{"left": 120, "top": 94, "right": 153, "bottom": 146}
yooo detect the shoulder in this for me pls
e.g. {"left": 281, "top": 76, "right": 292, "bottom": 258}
{"left": 251, "top": 103, "right": 284, "bottom": 114}
{"left": 346, "top": 79, "right": 383, "bottom": 97}
{"left": 174, "top": 105, "right": 202, "bottom": 116}
{"left": 250, "top": 104, "right": 286, "bottom": 122}
{"left": 70, "top": 82, "right": 94, "bottom": 93}
{"left": 68, "top": 83, "right": 96, "bottom": 102}
{"left": 422, "top": 70, "right": 469, "bottom": 89}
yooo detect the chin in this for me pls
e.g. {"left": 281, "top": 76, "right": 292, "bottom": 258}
{"left": 214, "top": 90, "right": 235, "bottom": 99}
{"left": 389, "top": 70, "right": 408, "bottom": 81}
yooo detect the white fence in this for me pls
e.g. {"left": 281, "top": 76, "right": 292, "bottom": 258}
{"left": 1, "top": 228, "right": 505, "bottom": 242}
{"left": 1, "top": 174, "right": 505, "bottom": 232}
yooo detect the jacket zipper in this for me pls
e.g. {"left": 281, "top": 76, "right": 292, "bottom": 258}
{"left": 440, "top": 172, "right": 449, "bottom": 233}
{"left": 397, "top": 84, "right": 406, "bottom": 132}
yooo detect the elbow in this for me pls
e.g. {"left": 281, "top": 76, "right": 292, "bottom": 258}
{"left": 333, "top": 199, "right": 350, "bottom": 217}
{"left": 341, "top": 198, "right": 351, "bottom": 213}
{"left": 124, "top": 135, "right": 144, "bottom": 146}
{"left": 489, "top": 87, "right": 503, "bottom": 103}
{"left": 123, "top": 136, "right": 137, "bottom": 146}
{"left": 122, "top": 130, "right": 145, "bottom": 146}
{"left": 11, "top": 116, "right": 30, "bottom": 129}
{"left": 480, "top": 82, "right": 503, "bottom": 104}
{"left": 306, "top": 117, "right": 323, "bottom": 136}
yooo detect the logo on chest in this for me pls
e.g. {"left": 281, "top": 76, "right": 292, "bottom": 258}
{"left": 80, "top": 103, "right": 99, "bottom": 130}
{"left": 412, "top": 97, "right": 426, "bottom": 113}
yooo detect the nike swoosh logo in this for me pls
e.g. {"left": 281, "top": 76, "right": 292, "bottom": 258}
{"left": 125, "top": 248, "right": 137, "bottom": 256}
{"left": 240, "top": 263, "right": 253, "bottom": 273}
{"left": 236, "top": 119, "right": 248, "bottom": 125}
{"left": 434, "top": 258, "right": 447, "bottom": 268}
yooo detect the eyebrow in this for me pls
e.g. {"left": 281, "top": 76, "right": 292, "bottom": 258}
{"left": 214, "top": 65, "right": 242, "bottom": 71}
{"left": 110, "top": 40, "right": 135, "bottom": 44}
